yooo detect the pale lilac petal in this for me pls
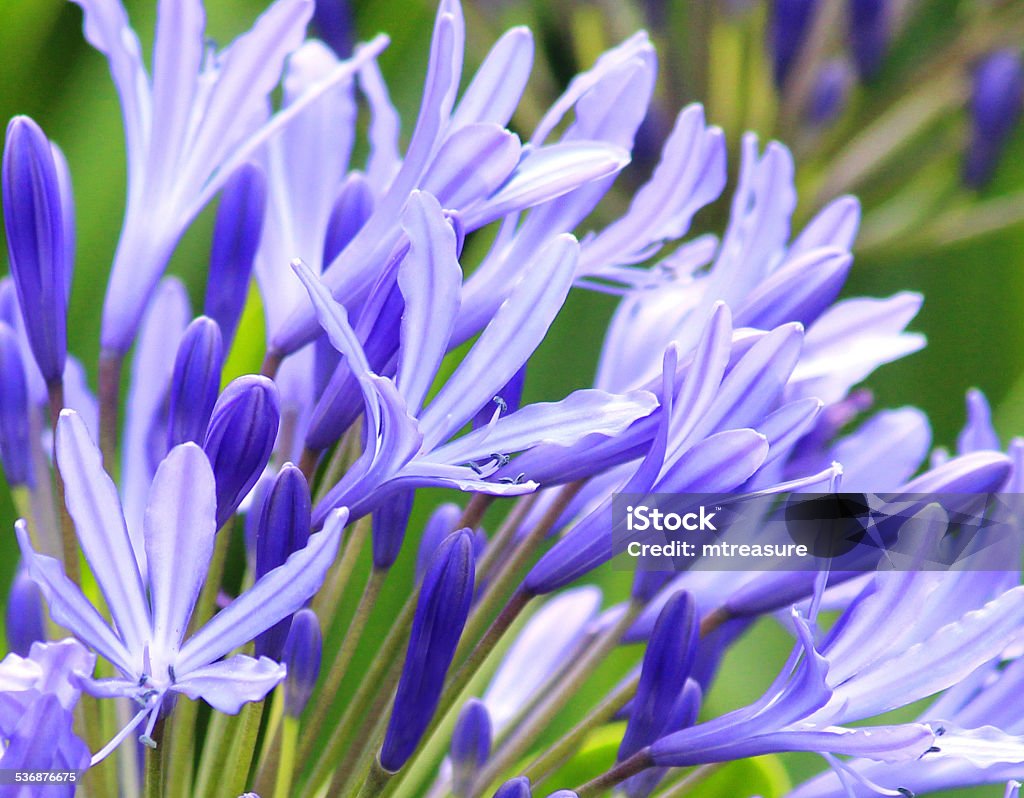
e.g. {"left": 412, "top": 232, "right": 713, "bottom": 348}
{"left": 422, "top": 123, "right": 521, "bottom": 209}
{"left": 178, "top": 0, "right": 314, "bottom": 194}
{"left": 423, "top": 389, "right": 658, "bottom": 467}
{"left": 122, "top": 278, "right": 191, "bottom": 574}
{"left": 831, "top": 408, "right": 931, "bottom": 492}
{"left": 958, "top": 389, "right": 1001, "bottom": 453}
{"left": 396, "top": 191, "right": 462, "bottom": 412}
{"left": 657, "top": 428, "right": 769, "bottom": 493}
{"left": 147, "top": 0, "right": 205, "bottom": 197}
{"left": 143, "top": 443, "right": 217, "bottom": 664}
{"left": 932, "top": 724, "right": 1024, "bottom": 767}
{"left": 746, "top": 724, "right": 934, "bottom": 763}
{"left": 419, "top": 234, "right": 578, "bottom": 448}
{"left": 176, "top": 509, "right": 346, "bottom": 673}
{"left": 451, "top": 27, "right": 534, "bottom": 130}
{"left": 788, "top": 195, "right": 861, "bottom": 258}
{"left": 791, "top": 293, "right": 925, "bottom": 404}
{"left": 172, "top": 654, "right": 285, "bottom": 713}
{"left": 15, "top": 522, "right": 133, "bottom": 675}
{"left": 461, "top": 142, "right": 630, "bottom": 229}
{"left": 358, "top": 59, "right": 401, "bottom": 191}
{"left": 55, "top": 411, "right": 150, "bottom": 658}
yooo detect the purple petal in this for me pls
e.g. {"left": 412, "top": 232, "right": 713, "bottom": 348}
{"left": 422, "top": 124, "right": 521, "bottom": 209}
{"left": 958, "top": 389, "right": 1001, "bottom": 454}
{"left": 419, "top": 234, "right": 578, "bottom": 449}
{"left": 143, "top": 443, "right": 217, "bottom": 664}
{"left": 56, "top": 410, "right": 151, "bottom": 659}
{"left": 424, "top": 389, "right": 658, "bottom": 467}
{"left": 15, "top": 521, "right": 133, "bottom": 675}
{"left": 176, "top": 509, "right": 346, "bottom": 673}
{"left": 396, "top": 191, "right": 462, "bottom": 412}
{"left": 173, "top": 654, "right": 285, "bottom": 713}
{"left": 451, "top": 27, "right": 534, "bottom": 129}
{"left": 657, "top": 428, "right": 769, "bottom": 493}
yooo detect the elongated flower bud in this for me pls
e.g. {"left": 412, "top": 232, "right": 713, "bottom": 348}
{"left": 415, "top": 503, "right": 463, "bottom": 581}
{"left": 50, "top": 143, "right": 75, "bottom": 303}
{"left": 323, "top": 173, "right": 374, "bottom": 266}
{"left": 622, "top": 679, "right": 703, "bottom": 798}
{"left": 964, "top": 49, "right": 1024, "bottom": 189}
{"left": 771, "top": 0, "right": 818, "bottom": 89}
{"left": 451, "top": 699, "right": 492, "bottom": 796}
{"left": 6, "top": 565, "right": 45, "bottom": 656}
{"left": 2, "top": 116, "right": 68, "bottom": 384}
{"left": 255, "top": 464, "right": 312, "bottom": 658}
{"left": 848, "top": 0, "right": 888, "bottom": 81}
{"left": 167, "top": 317, "right": 225, "bottom": 448}
{"left": 372, "top": 489, "right": 415, "bottom": 571}
{"left": 282, "top": 608, "right": 322, "bottom": 717}
{"left": 807, "top": 60, "right": 853, "bottom": 126}
{"left": 493, "top": 779, "right": 531, "bottom": 798}
{"left": 204, "top": 375, "right": 280, "bottom": 528}
{"left": 0, "top": 323, "right": 32, "bottom": 486}
{"left": 380, "top": 529, "right": 476, "bottom": 772}
{"left": 619, "top": 591, "right": 697, "bottom": 761}
{"left": 204, "top": 164, "right": 266, "bottom": 347}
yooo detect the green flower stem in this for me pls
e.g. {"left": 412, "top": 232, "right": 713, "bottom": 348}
{"left": 79, "top": 696, "right": 118, "bottom": 798}
{"left": 193, "top": 709, "right": 234, "bottom": 797}
{"left": 654, "top": 763, "right": 722, "bottom": 798}
{"left": 298, "top": 546, "right": 382, "bottom": 766}
{"left": 142, "top": 719, "right": 166, "bottom": 798}
{"left": 526, "top": 671, "right": 640, "bottom": 785}
{"left": 474, "top": 493, "right": 539, "bottom": 580}
{"left": 300, "top": 594, "right": 416, "bottom": 794}
{"left": 97, "top": 352, "right": 122, "bottom": 472}
{"left": 188, "top": 522, "right": 232, "bottom": 637}
{"left": 468, "top": 601, "right": 642, "bottom": 797}
{"left": 573, "top": 748, "right": 654, "bottom": 798}
{"left": 163, "top": 698, "right": 199, "bottom": 798}
{"left": 252, "top": 689, "right": 285, "bottom": 796}
{"left": 273, "top": 715, "right": 300, "bottom": 798}
{"left": 353, "top": 757, "right": 394, "bottom": 798}
{"left": 225, "top": 700, "right": 267, "bottom": 797}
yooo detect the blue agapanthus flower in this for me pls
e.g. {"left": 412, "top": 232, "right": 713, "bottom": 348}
{"left": 2, "top": 0, "right": 1023, "bottom": 796}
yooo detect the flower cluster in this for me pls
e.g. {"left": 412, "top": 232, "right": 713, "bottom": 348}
{"left": 1, "top": 1, "right": 1024, "bottom": 798}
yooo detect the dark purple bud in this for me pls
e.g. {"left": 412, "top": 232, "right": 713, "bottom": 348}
{"left": 50, "top": 144, "right": 75, "bottom": 304}
{"left": 372, "top": 490, "right": 415, "bottom": 571}
{"left": 546, "top": 792, "right": 578, "bottom": 798}
{"left": 282, "top": 608, "right": 322, "bottom": 717}
{"left": 622, "top": 679, "right": 703, "bottom": 798}
{"left": 0, "top": 323, "right": 32, "bottom": 486}
{"left": 306, "top": 277, "right": 403, "bottom": 452}
{"left": 203, "top": 375, "right": 280, "bottom": 528}
{"left": 848, "top": 0, "right": 889, "bottom": 81}
{"left": 807, "top": 59, "right": 853, "bottom": 125}
{"left": 2, "top": 116, "right": 68, "bottom": 384}
{"left": 472, "top": 364, "right": 526, "bottom": 431}
{"left": 631, "top": 571, "right": 673, "bottom": 604}
{"left": 380, "top": 529, "right": 476, "bottom": 772}
{"left": 619, "top": 591, "right": 697, "bottom": 761}
{"left": 493, "top": 779, "right": 531, "bottom": 798}
{"left": 6, "top": 565, "right": 45, "bottom": 656}
{"left": 312, "top": 0, "right": 354, "bottom": 58}
{"left": 415, "top": 503, "right": 463, "bottom": 581}
{"left": 964, "top": 49, "right": 1024, "bottom": 189}
{"left": 167, "top": 317, "right": 225, "bottom": 448}
{"left": 771, "top": 0, "right": 818, "bottom": 89}
{"left": 255, "top": 464, "right": 312, "bottom": 658}
{"left": 451, "top": 699, "right": 492, "bottom": 796}
{"left": 323, "top": 173, "right": 374, "bottom": 267}
{"left": 205, "top": 164, "right": 266, "bottom": 347}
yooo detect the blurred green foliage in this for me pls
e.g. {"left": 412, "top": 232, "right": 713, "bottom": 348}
{"left": 2, "top": 1, "right": 1023, "bottom": 795}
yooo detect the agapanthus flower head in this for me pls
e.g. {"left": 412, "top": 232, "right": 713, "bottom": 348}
{"left": 2, "top": 116, "right": 69, "bottom": 385}
{"left": 16, "top": 410, "right": 344, "bottom": 758}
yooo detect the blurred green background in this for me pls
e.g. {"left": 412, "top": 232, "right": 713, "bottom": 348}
{"left": 2, "top": 1, "right": 1023, "bottom": 795}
